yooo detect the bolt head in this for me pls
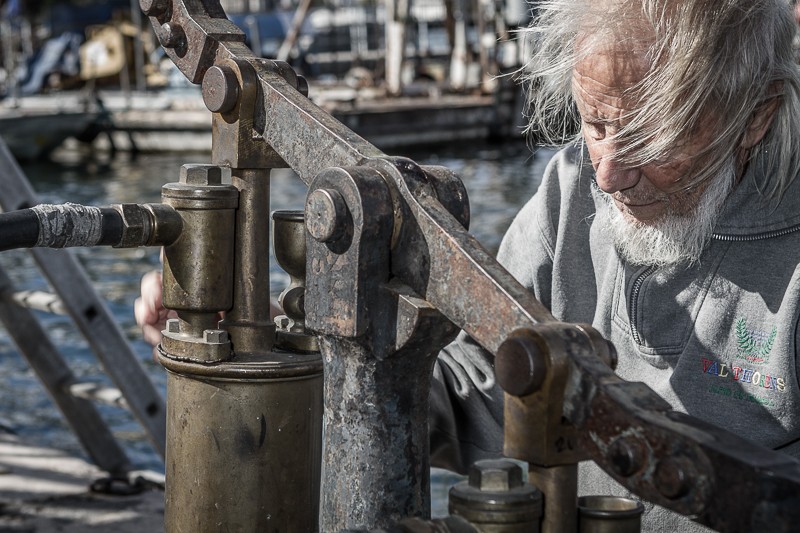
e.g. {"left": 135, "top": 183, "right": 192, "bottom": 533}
{"left": 159, "top": 22, "right": 185, "bottom": 49}
{"left": 166, "top": 318, "right": 180, "bottom": 334}
{"left": 468, "top": 459, "right": 523, "bottom": 492}
{"left": 305, "top": 188, "right": 348, "bottom": 243}
{"left": 495, "top": 330, "right": 547, "bottom": 397}
{"left": 202, "top": 65, "right": 240, "bottom": 114}
{"left": 608, "top": 438, "right": 644, "bottom": 477}
{"left": 655, "top": 457, "right": 692, "bottom": 499}
{"left": 180, "top": 164, "right": 229, "bottom": 185}
{"left": 203, "top": 329, "right": 229, "bottom": 344}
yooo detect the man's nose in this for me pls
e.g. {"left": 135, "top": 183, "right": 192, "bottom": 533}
{"left": 594, "top": 156, "right": 641, "bottom": 194}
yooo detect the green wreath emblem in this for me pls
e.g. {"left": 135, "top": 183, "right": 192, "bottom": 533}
{"left": 735, "top": 317, "right": 776, "bottom": 365}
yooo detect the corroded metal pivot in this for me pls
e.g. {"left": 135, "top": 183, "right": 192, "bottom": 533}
{"left": 305, "top": 166, "right": 462, "bottom": 530}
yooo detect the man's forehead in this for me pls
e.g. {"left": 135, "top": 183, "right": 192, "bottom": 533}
{"left": 573, "top": 43, "right": 651, "bottom": 89}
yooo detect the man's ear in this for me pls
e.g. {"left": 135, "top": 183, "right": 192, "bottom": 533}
{"left": 740, "top": 81, "right": 783, "bottom": 150}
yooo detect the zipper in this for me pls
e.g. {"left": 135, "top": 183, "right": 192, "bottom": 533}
{"left": 627, "top": 223, "right": 800, "bottom": 343}
{"left": 712, "top": 223, "right": 800, "bottom": 242}
{"left": 628, "top": 265, "right": 657, "bottom": 344}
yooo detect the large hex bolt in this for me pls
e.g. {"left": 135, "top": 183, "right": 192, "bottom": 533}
{"left": 449, "top": 459, "right": 543, "bottom": 533}
{"left": 202, "top": 65, "right": 240, "bottom": 114}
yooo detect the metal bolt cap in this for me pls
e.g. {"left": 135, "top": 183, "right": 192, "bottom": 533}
{"left": 305, "top": 188, "right": 348, "bottom": 243}
{"left": 202, "top": 65, "right": 240, "bottom": 114}
{"left": 203, "top": 329, "right": 229, "bottom": 344}
{"left": 655, "top": 456, "right": 693, "bottom": 500}
{"left": 469, "top": 459, "right": 523, "bottom": 492}
{"left": 495, "top": 330, "right": 548, "bottom": 397}
{"left": 608, "top": 437, "right": 645, "bottom": 478}
{"left": 179, "top": 164, "right": 229, "bottom": 185}
{"left": 159, "top": 22, "right": 185, "bottom": 49}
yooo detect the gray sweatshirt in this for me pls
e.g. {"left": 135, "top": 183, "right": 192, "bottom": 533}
{"left": 431, "top": 144, "right": 800, "bottom": 532}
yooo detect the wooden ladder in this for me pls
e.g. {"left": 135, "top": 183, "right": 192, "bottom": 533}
{"left": 0, "top": 139, "right": 166, "bottom": 476}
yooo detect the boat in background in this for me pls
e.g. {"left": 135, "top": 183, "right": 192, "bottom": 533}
{"left": 0, "top": 90, "right": 104, "bottom": 161}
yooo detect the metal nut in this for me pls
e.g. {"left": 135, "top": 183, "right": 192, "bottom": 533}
{"left": 305, "top": 188, "right": 348, "bottom": 243}
{"left": 166, "top": 318, "right": 180, "bottom": 334}
{"left": 179, "top": 164, "right": 230, "bottom": 186}
{"left": 468, "top": 459, "right": 523, "bottom": 492}
{"left": 202, "top": 65, "right": 240, "bottom": 114}
{"left": 112, "top": 204, "right": 151, "bottom": 248}
{"left": 203, "top": 329, "right": 229, "bottom": 344}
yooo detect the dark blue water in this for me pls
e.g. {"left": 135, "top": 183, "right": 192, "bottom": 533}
{"left": 0, "top": 140, "right": 553, "bottom": 503}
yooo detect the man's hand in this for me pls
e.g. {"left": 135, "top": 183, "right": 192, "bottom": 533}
{"left": 134, "top": 270, "right": 176, "bottom": 348}
{"left": 134, "top": 269, "right": 284, "bottom": 350}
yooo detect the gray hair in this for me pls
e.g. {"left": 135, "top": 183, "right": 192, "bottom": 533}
{"left": 522, "top": 0, "right": 800, "bottom": 199}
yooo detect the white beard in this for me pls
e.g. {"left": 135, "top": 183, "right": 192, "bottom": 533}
{"left": 593, "top": 159, "right": 736, "bottom": 267}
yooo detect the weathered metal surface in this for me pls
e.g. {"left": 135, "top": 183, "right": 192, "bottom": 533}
{"left": 562, "top": 329, "right": 800, "bottom": 531}
{"left": 158, "top": 348, "right": 322, "bottom": 533}
{"left": 448, "top": 459, "right": 543, "bottom": 532}
{"left": 218, "top": 168, "right": 276, "bottom": 355}
{"left": 303, "top": 163, "right": 459, "bottom": 529}
{"left": 527, "top": 463, "right": 578, "bottom": 533}
{"left": 161, "top": 165, "right": 237, "bottom": 331}
{"left": 317, "top": 291, "right": 459, "bottom": 531}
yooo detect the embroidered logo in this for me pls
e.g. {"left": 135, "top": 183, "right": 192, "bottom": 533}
{"left": 700, "top": 316, "right": 785, "bottom": 406}
{"left": 735, "top": 317, "right": 776, "bottom": 366}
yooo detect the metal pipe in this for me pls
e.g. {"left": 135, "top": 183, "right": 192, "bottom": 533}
{"left": 158, "top": 352, "right": 322, "bottom": 533}
{"left": 220, "top": 168, "right": 276, "bottom": 354}
{"left": 528, "top": 463, "right": 578, "bottom": 533}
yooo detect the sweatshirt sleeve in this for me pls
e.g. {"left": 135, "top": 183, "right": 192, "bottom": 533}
{"left": 430, "top": 149, "right": 566, "bottom": 473}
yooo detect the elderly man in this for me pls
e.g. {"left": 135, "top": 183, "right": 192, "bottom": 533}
{"left": 430, "top": 0, "right": 800, "bottom": 530}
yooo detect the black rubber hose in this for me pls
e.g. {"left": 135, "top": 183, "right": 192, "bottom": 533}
{"left": 0, "top": 205, "right": 124, "bottom": 252}
{"left": 0, "top": 209, "right": 40, "bottom": 251}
